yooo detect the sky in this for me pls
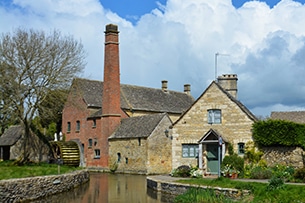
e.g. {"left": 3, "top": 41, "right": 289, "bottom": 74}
{"left": 1, "top": 0, "right": 305, "bottom": 118}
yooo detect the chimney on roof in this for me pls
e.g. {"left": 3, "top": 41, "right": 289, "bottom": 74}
{"left": 217, "top": 74, "right": 238, "bottom": 98}
{"left": 162, "top": 80, "right": 168, "bottom": 92}
{"left": 184, "top": 84, "right": 191, "bottom": 95}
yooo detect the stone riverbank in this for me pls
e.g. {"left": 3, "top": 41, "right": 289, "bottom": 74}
{"left": 0, "top": 170, "right": 89, "bottom": 203}
{"left": 147, "top": 175, "right": 250, "bottom": 200}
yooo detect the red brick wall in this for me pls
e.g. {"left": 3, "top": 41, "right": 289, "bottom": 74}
{"left": 62, "top": 24, "right": 124, "bottom": 169}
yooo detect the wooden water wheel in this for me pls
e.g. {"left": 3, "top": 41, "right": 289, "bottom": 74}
{"left": 50, "top": 141, "right": 80, "bottom": 167}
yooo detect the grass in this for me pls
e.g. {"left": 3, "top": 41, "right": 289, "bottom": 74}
{"left": 0, "top": 160, "right": 82, "bottom": 180}
{"left": 175, "top": 177, "right": 305, "bottom": 203}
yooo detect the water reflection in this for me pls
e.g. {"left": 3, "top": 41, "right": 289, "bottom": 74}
{"left": 33, "top": 173, "right": 174, "bottom": 203}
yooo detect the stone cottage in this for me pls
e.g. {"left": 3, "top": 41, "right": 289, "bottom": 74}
{"left": 171, "top": 75, "right": 258, "bottom": 174}
{"left": 0, "top": 125, "right": 49, "bottom": 162}
{"left": 61, "top": 24, "right": 194, "bottom": 172}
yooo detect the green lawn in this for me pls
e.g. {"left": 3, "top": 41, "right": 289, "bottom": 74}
{"left": 175, "top": 177, "right": 305, "bottom": 203}
{"left": 0, "top": 160, "right": 81, "bottom": 180}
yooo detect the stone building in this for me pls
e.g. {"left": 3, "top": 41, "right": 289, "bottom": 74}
{"left": 108, "top": 113, "right": 172, "bottom": 174}
{"left": 61, "top": 24, "right": 194, "bottom": 172}
{"left": 0, "top": 125, "right": 49, "bottom": 162}
{"left": 171, "top": 75, "right": 258, "bottom": 174}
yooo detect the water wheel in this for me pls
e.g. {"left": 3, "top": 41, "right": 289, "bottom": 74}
{"left": 50, "top": 141, "right": 80, "bottom": 167}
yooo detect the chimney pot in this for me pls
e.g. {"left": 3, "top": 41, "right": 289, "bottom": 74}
{"left": 184, "top": 84, "right": 191, "bottom": 95}
{"left": 162, "top": 80, "right": 168, "bottom": 91}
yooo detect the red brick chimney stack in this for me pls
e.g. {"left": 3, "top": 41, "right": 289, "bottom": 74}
{"left": 102, "top": 24, "right": 121, "bottom": 116}
{"left": 100, "top": 24, "right": 121, "bottom": 167}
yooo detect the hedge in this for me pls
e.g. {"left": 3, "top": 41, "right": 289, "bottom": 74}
{"left": 252, "top": 119, "right": 305, "bottom": 149}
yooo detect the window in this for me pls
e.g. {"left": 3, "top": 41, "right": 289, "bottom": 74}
{"left": 92, "top": 119, "right": 96, "bottom": 128}
{"left": 117, "top": 153, "right": 121, "bottom": 163}
{"left": 138, "top": 138, "right": 141, "bottom": 146}
{"left": 88, "top": 139, "right": 93, "bottom": 148}
{"left": 182, "top": 144, "right": 199, "bottom": 158}
{"left": 67, "top": 122, "right": 71, "bottom": 132}
{"left": 94, "top": 149, "right": 100, "bottom": 159}
{"left": 208, "top": 109, "right": 221, "bottom": 124}
{"left": 76, "top": 120, "right": 80, "bottom": 131}
{"left": 125, "top": 157, "right": 128, "bottom": 164}
{"left": 238, "top": 143, "right": 245, "bottom": 155}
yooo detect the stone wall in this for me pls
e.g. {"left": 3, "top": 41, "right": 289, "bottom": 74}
{"left": 0, "top": 170, "right": 89, "bottom": 203}
{"left": 261, "top": 146, "right": 304, "bottom": 168}
{"left": 147, "top": 176, "right": 250, "bottom": 200}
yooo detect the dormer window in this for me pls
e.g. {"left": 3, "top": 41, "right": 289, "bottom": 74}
{"left": 208, "top": 109, "right": 221, "bottom": 124}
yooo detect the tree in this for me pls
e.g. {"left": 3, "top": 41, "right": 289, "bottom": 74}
{"left": 0, "top": 28, "right": 86, "bottom": 163}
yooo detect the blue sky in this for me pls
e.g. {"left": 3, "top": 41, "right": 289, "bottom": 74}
{"left": 1, "top": 0, "right": 305, "bottom": 117}
{"left": 101, "top": 0, "right": 305, "bottom": 24}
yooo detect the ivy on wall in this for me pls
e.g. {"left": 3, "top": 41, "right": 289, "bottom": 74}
{"left": 252, "top": 119, "right": 305, "bottom": 149}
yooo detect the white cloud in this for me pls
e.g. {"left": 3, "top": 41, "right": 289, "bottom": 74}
{"left": 1, "top": 0, "right": 305, "bottom": 117}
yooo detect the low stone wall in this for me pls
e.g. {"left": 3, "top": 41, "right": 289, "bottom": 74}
{"left": 147, "top": 176, "right": 250, "bottom": 200}
{"left": 0, "top": 170, "right": 89, "bottom": 203}
{"left": 261, "top": 146, "right": 304, "bottom": 168}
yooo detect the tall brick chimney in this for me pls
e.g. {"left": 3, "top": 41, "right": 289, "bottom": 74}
{"left": 102, "top": 24, "right": 121, "bottom": 116}
{"left": 101, "top": 24, "right": 121, "bottom": 167}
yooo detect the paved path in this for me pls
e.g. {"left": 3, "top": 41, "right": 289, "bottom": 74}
{"left": 148, "top": 175, "right": 305, "bottom": 186}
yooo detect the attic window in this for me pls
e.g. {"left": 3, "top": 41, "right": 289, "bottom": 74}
{"left": 208, "top": 109, "right": 221, "bottom": 124}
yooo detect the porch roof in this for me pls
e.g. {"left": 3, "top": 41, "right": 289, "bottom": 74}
{"left": 198, "top": 129, "right": 228, "bottom": 144}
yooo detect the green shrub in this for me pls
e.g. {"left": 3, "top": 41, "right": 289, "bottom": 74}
{"left": 272, "top": 164, "right": 295, "bottom": 182}
{"left": 250, "top": 166, "right": 273, "bottom": 179}
{"left": 221, "top": 154, "right": 244, "bottom": 176}
{"left": 293, "top": 167, "right": 305, "bottom": 182}
{"left": 171, "top": 165, "right": 191, "bottom": 177}
{"left": 267, "top": 176, "right": 285, "bottom": 191}
{"left": 252, "top": 119, "right": 305, "bottom": 149}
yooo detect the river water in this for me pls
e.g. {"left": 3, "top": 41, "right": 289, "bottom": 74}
{"left": 33, "top": 173, "right": 175, "bottom": 203}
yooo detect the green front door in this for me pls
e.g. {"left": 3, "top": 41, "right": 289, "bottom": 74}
{"left": 206, "top": 144, "right": 219, "bottom": 174}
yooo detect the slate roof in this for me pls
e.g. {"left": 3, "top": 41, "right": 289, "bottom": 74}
{"left": 0, "top": 125, "right": 23, "bottom": 146}
{"left": 270, "top": 111, "right": 305, "bottom": 124}
{"left": 71, "top": 78, "right": 194, "bottom": 116}
{"left": 108, "top": 113, "right": 169, "bottom": 139}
